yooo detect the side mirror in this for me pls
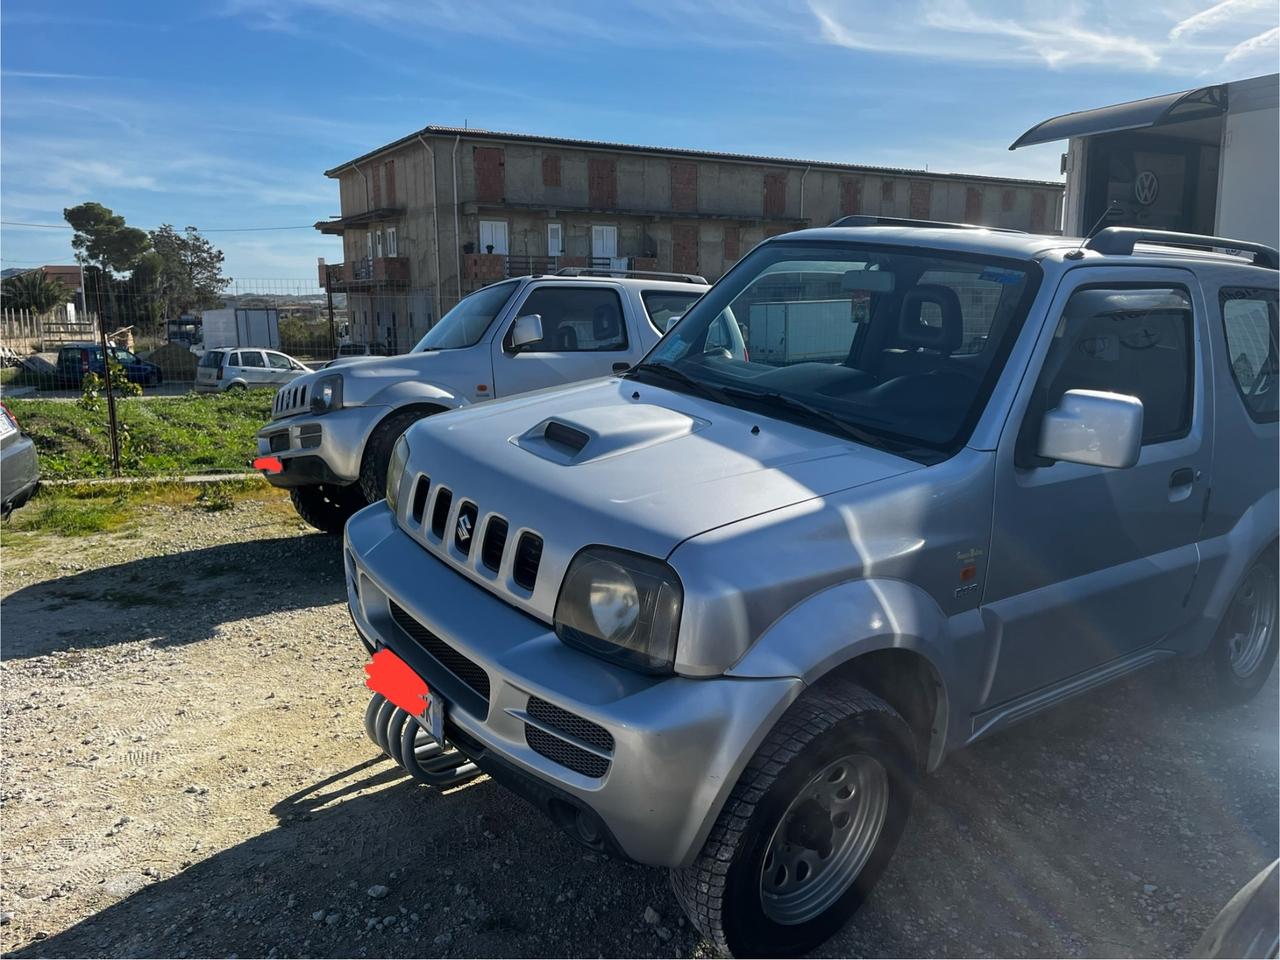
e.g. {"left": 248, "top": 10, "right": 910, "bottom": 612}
{"left": 508, "top": 314, "right": 543, "bottom": 350}
{"left": 1038, "top": 389, "right": 1143, "bottom": 469}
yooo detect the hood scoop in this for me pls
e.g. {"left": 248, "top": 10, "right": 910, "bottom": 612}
{"left": 513, "top": 403, "right": 708, "bottom": 465}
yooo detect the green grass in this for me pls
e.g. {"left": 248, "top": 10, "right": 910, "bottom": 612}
{"left": 7, "top": 491, "right": 133, "bottom": 537}
{"left": 5, "top": 392, "right": 273, "bottom": 480}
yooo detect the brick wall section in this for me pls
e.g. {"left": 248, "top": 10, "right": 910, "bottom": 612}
{"left": 723, "top": 225, "right": 741, "bottom": 263}
{"left": 672, "top": 223, "right": 699, "bottom": 274}
{"left": 474, "top": 147, "right": 505, "bottom": 203}
{"left": 385, "top": 160, "right": 396, "bottom": 207}
{"left": 542, "top": 155, "right": 561, "bottom": 188}
{"left": 670, "top": 161, "right": 698, "bottom": 213}
{"left": 631, "top": 257, "right": 658, "bottom": 272}
{"left": 909, "top": 180, "right": 931, "bottom": 219}
{"left": 840, "top": 177, "right": 863, "bottom": 216}
{"left": 964, "top": 187, "right": 982, "bottom": 223}
{"left": 1031, "top": 192, "right": 1047, "bottom": 232}
{"left": 463, "top": 254, "right": 505, "bottom": 282}
{"left": 763, "top": 172, "right": 786, "bottom": 218}
{"left": 588, "top": 157, "right": 617, "bottom": 208}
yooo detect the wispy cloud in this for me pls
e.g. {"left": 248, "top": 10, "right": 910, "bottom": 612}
{"left": 2, "top": 70, "right": 122, "bottom": 81}
{"left": 807, "top": 0, "right": 1278, "bottom": 72}
{"left": 1223, "top": 25, "right": 1280, "bottom": 63}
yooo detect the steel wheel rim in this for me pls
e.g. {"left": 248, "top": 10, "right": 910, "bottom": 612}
{"left": 1227, "top": 566, "right": 1277, "bottom": 679}
{"left": 759, "top": 753, "right": 888, "bottom": 925}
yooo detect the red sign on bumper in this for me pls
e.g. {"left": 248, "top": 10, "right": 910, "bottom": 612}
{"left": 364, "top": 648, "right": 430, "bottom": 719}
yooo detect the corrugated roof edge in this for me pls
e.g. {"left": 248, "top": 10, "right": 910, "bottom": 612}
{"left": 322, "top": 124, "right": 1065, "bottom": 188}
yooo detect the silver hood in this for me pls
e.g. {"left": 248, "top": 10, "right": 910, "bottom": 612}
{"left": 393, "top": 377, "right": 919, "bottom": 621}
{"left": 275, "top": 351, "right": 475, "bottom": 417}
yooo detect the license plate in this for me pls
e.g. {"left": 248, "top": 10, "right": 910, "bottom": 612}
{"left": 0, "top": 415, "right": 15, "bottom": 439}
{"left": 363, "top": 648, "right": 446, "bottom": 744}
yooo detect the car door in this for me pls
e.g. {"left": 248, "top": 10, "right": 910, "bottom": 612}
{"left": 237, "top": 349, "right": 269, "bottom": 388}
{"left": 492, "top": 284, "right": 632, "bottom": 396}
{"left": 979, "top": 266, "right": 1213, "bottom": 707}
{"left": 264, "top": 351, "right": 298, "bottom": 385}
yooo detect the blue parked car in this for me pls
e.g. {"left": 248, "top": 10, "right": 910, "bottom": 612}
{"left": 55, "top": 343, "right": 163, "bottom": 388}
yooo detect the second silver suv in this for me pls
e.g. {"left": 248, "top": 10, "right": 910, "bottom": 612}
{"left": 256, "top": 271, "right": 708, "bottom": 531}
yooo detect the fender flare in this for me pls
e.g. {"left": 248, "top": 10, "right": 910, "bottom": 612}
{"left": 726, "top": 577, "right": 954, "bottom": 768}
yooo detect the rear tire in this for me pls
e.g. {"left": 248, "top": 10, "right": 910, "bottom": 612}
{"left": 358, "top": 408, "right": 439, "bottom": 504}
{"left": 671, "top": 681, "right": 916, "bottom": 958}
{"left": 1182, "top": 550, "right": 1278, "bottom": 706}
{"left": 288, "top": 483, "right": 364, "bottom": 535}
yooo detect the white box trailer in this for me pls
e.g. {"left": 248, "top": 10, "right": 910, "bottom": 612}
{"left": 1011, "top": 73, "right": 1278, "bottom": 249}
{"left": 746, "top": 299, "right": 857, "bottom": 365}
{"left": 200, "top": 308, "right": 281, "bottom": 351}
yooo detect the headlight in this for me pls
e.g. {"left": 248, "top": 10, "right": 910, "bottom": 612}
{"left": 309, "top": 374, "right": 343, "bottom": 414}
{"left": 555, "top": 547, "right": 682, "bottom": 674}
{"left": 385, "top": 434, "right": 410, "bottom": 513}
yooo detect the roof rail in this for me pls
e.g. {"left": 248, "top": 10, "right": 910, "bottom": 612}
{"left": 1085, "top": 227, "right": 1278, "bottom": 269}
{"left": 554, "top": 267, "right": 708, "bottom": 284}
{"left": 828, "top": 215, "right": 1028, "bottom": 235}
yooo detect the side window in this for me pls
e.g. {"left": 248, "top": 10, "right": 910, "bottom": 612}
{"left": 917, "top": 268, "right": 1016, "bottom": 355}
{"left": 228, "top": 352, "right": 241, "bottom": 367}
{"left": 511, "top": 287, "right": 628, "bottom": 352}
{"left": 240, "top": 351, "right": 266, "bottom": 368}
{"left": 267, "top": 353, "right": 292, "bottom": 370}
{"left": 1022, "top": 286, "right": 1194, "bottom": 460}
{"left": 1219, "top": 287, "right": 1278, "bottom": 423}
{"left": 641, "top": 290, "right": 701, "bottom": 333}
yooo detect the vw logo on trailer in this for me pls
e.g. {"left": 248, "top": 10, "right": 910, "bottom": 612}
{"left": 455, "top": 513, "right": 473, "bottom": 543}
{"left": 1133, "top": 170, "right": 1160, "bottom": 206}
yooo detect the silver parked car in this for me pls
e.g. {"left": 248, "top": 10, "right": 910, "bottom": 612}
{"left": 1, "top": 403, "right": 39, "bottom": 515}
{"left": 255, "top": 271, "right": 708, "bottom": 532}
{"left": 345, "top": 220, "right": 1278, "bottom": 957}
{"left": 194, "top": 348, "right": 312, "bottom": 393}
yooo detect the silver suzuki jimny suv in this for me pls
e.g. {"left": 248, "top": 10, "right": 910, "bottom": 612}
{"left": 255, "top": 270, "right": 707, "bottom": 531}
{"left": 345, "top": 219, "right": 1278, "bottom": 956}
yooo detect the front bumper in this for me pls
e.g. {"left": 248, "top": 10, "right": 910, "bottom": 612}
{"left": 343, "top": 503, "right": 802, "bottom": 868}
{"left": 256, "top": 405, "right": 385, "bottom": 488}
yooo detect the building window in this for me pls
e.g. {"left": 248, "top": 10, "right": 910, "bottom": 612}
{"left": 881, "top": 181, "right": 895, "bottom": 206}
{"left": 909, "top": 180, "right": 931, "bottom": 219}
{"left": 588, "top": 157, "right": 617, "bottom": 208}
{"left": 474, "top": 146, "right": 505, "bottom": 203}
{"left": 671, "top": 161, "right": 698, "bottom": 213}
{"left": 840, "top": 177, "right": 863, "bottom": 216}
{"left": 386, "top": 226, "right": 398, "bottom": 257}
{"left": 547, "top": 222, "right": 563, "bottom": 257}
{"left": 542, "top": 155, "right": 561, "bottom": 188}
{"left": 479, "top": 220, "right": 509, "bottom": 255}
{"left": 374, "top": 230, "right": 384, "bottom": 258}
{"left": 384, "top": 160, "right": 396, "bottom": 206}
{"left": 763, "top": 172, "right": 786, "bottom": 218}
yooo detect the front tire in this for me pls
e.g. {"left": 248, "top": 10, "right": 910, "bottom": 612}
{"left": 288, "top": 483, "right": 365, "bottom": 534}
{"left": 671, "top": 682, "right": 916, "bottom": 958}
{"left": 358, "top": 408, "right": 439, "bottom": 504}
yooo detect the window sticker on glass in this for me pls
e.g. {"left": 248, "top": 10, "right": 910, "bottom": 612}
{"left": 650, "top": 335, "right": 689, "bottom": 362}
{"left": 979, "top": 267, "right": 1024, "bottom": 284}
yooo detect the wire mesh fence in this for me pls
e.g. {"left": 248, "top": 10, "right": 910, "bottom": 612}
{"left": 0, "top": 276, "right": 437, "bottom": 480}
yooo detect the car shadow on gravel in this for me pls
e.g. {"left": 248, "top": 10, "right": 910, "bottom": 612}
{"left": 5, "top": 671, "right": 1276, "bottom": 960}
{"left": 1, "top": 534, "right": 346, "bottom": 660}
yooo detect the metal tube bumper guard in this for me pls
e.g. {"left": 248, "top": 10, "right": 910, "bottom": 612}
{"left": 255, "top": 406, "right": 385, "bottom": 488}
{"left": 343, "top": 504, "right": 802, "bottom": 868}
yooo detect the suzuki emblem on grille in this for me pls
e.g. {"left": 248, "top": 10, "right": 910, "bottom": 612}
{"left": 456, "top": 514, "right": 473, "bottom": 542}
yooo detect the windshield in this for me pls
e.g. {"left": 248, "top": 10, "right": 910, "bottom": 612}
{"left": 637, "top": 240, "right": 1039, "bottom": 455}
{"left": 413, "top": 280, "right": 520, "bottom": 351}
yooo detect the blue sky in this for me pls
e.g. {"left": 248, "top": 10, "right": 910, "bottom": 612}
{"left": 2, "top": 0, "right": 1276, "bottom": 281}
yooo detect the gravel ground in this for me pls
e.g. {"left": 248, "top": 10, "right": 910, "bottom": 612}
{"left": 1, "top": 494, "right": 1276, "bottom": 958}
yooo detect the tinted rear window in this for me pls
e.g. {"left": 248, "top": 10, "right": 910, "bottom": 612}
{"left": 199, "top": 351, "right": 224, "bottom": 368}
{"left": 642, "top": 290, "right": 702, "bottom": 331}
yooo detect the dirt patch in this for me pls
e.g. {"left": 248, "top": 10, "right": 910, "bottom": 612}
{"left": 1, "top": 497, "right": 1276, "bottom": 958}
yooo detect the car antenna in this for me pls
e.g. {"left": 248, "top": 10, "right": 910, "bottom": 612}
{"left": 1065, "top": 201, "right": 1123, "bottom": 260}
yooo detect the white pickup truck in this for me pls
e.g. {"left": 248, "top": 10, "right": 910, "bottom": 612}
{"left": 255, "top": 271, "right": 708, "bottom": 531}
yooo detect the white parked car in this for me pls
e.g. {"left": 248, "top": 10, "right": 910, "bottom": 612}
{"left": 195, "top": 348, "right": 312, "bottom": 393}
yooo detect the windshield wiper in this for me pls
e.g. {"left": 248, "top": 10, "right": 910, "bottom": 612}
{"left": 628, "top": 362, "right": 730, "bottom": 404}
{"left": 720, "top": 385, "right": 907, "bottom": 452}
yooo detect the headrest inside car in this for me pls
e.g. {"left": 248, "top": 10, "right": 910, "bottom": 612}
{"left": 897, "top": 284, "right": 964, "bottom": 354}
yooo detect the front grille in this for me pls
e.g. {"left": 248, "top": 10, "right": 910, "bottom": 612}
{"left": 410, "top": 476, "right": 431, "bottom": 524}
{"left": 526, "top": 727, "right": 610, "bottom": 779}
{"left": 273, "top": 383, "right": 310, "bottom": 419}
{"left": 513, "top": 533, "right": 543, "bottom": 591}
{"left": 527, "top": 697, "right": 614, "bottom": 752}
{"left": 480, "top": 517, "right": 508, "bottom": 572}
{"left": 430, "top": 488, "right": 453, "bottom": 539}
{"left": 389, "top": 601, "right": 491, "bottom": 704}
{"left": 455, "top": 501, "right": 478, "bottom": 555}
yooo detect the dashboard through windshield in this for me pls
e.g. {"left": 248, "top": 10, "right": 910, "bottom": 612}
{"left": 635, "top": 240, "right": 1041, "bottom": 456}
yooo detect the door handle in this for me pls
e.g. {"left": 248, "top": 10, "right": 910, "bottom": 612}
{"left": 612, "top": 362, "right": 631, "bottom": 373}
{"left": 1169, "top": 467, "right": 1195, "bottom": 488}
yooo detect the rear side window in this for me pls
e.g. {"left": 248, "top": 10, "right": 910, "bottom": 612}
{"left": 199, "top": 351, "right": 224, "bottom": 368}
{"left": 642, "top": 290, "right": 701, "bottom": 332}
{"left": 1219, "top": 287, "right": 1278, "bottom": 423}
{"left": 1034, "top": 285, "right": 1194, "bottom": 446}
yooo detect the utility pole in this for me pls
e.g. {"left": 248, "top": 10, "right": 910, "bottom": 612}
{"left": 326, "top": 278, "right": 337, "bottom": 358}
